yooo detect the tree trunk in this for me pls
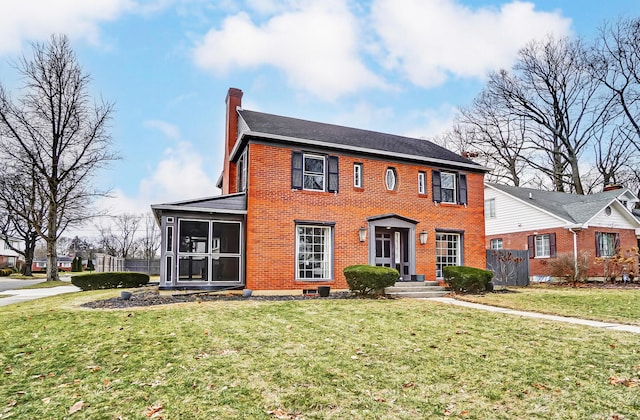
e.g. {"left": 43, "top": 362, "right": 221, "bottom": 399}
{"left": 22, "top": 233, "right": 36, "bottom": 277}
{"left": 46, "top": 237, "right": 59, "bottom": 281}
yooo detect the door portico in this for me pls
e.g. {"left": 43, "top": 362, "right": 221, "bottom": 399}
{"left": 366, "top": 214, "right": 418, "bottom": 281}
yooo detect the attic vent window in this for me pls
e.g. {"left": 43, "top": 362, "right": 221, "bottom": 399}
{"left": 605, "top": 206, "right": 612, "bottom": 216}
{"left": 385, "top": 168, "right": 397, "bottom": 191}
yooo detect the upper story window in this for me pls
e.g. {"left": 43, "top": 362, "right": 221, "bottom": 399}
{"left": 528, "top": 233, "right": 556, "bottom": 259}
{"left": 303, "top": 154, "right": 325, "bottom": 191}
{"left": 432, "top": 170, "right": 467, "bottom": 205}
{"left": 237, "top": 149, "right": 248, "bottom": 192}
{"left": 291, "top": 151, "right": 339, "bottom": 193}
{"left": 595, "top": 232, "right": 619, "bottom": 257}
{"left": 385, "top": 168, "right": 397, "bottom": 191}
{"left": 354, "top": 163, "right": 363, "bottom": 188}
{"left": 418, "top": 171, "right": 426, "bottom": 195}
{"left": 440, "top": 172, "right": 456, "bottom": 203}
{"left": 485, "top": 198, "right": 496, "bottom": 218}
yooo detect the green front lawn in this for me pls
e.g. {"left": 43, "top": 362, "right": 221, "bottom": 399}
{"left": 459, "top": 286, "right": 640, "bottom": 325}
{"left": 0, "top": 292, "right": 638, "bottom": 418}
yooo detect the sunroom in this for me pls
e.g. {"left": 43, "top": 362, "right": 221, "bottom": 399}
{"left": 152, "top": 193, "right": 246, "bottom": 290}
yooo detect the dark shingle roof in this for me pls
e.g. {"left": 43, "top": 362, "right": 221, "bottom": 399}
{"left": 238, "top": 109, "right": 485, "bottom": 171}
{"left": 487, "top": 183, "right": 635, "bottom": 224}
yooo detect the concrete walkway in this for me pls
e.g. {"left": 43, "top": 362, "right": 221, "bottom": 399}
{"left": 431, "top": 297, "right": 640, "bottom": 334}
{"left": 0, "top": 276, "right": 80, "bottom": 307}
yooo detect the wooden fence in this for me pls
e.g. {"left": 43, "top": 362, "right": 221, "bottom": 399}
{"left": 486, "top": 249, "right": 530, "bottom": 287}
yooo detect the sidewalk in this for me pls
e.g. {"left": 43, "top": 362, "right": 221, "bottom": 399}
{"left": 0, "top": 277, "right": 80, "bottom": 307}
{"left": 430, "top": 297, "right": 640, "bottom": 334}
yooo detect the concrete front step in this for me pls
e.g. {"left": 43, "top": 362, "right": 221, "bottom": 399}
{"left": 388, "top": 290, "right": 450, "bottom": 298}
{"left": 385, "top": 281, "right": 450, "bottom": 298}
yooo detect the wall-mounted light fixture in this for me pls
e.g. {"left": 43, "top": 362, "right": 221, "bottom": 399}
{"left": 358, "top": 226, "right": 367, "bottom": 242}
{"left": 419, "top": 230, "right": 428, "bottom": 245}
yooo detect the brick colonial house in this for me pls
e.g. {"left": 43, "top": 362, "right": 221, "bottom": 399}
{"left": 484, "top": 183, "right": 640, "bottom": 280}
{"left": 151, "top": 88, "right": 488, "bottom": 291}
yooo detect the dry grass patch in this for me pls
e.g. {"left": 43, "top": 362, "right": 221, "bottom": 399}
{"left": 458, "top": 286, "right": 640, "bottom": 325}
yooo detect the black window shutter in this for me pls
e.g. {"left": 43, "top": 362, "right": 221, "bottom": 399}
{"left": 291, "top": 151, "right": 303, "bottom": 189}
{"left": 595, "top": 232, "right": 601, "bottom": 257}
{"left": 549, "top": 233, "right": 557, "bottom": 257}
{"left": 527, "top": 235, "right": 535, "bottom": 259}
{"left": 432, "top": 170, "right": 441, "bottom": 202}
{"left": 458, "top": 173, "right": 467, "bottom": 205}
{"left": 328, "top": 155, "right": 339, "bottom": 192}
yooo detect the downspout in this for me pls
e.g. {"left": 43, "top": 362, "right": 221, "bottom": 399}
{"left": 568, "top": 227, "right": 579, "bottom": 282}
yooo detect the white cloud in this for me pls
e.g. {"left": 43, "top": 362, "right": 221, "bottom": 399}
{"left": 193, "top": 0, "right": 385, "bottom": 100}
{"left": 143, "top": 119, "right": 182, "bottom": 141}
{"left": 0, "top": 0, "right": 134, "bottom": 55}
{"left": 371, "top": 0, "right": 572, "bottom": 87}
{"left": 139, "top": 141, "right": 218, "bottom": 202}
{"left": 403, "top": 104, "right": 459, "bottom": 140}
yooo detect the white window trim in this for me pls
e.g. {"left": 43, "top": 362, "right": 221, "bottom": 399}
{"left": 303, "top": 154, "right": 325, "bottom": 192}
{"left": 295, "top": 225, "right": 333, "bottom": 281}
{"left": 418, "top": 172, "right": 426, "bottom": 194}
{"left": 385, "top": 168, "right": 397, "bottom": 191}
{"left": 485, "top": 198, "right": 496, "bottom": 218}
{"left": 597, "top": 232, "right": 616, "bottom": 257}
{"left": 354, "top": 163, "right": 362, "bottom": 188}
{"left": 535, "top": 234, "right": 550, "bottom": 258}
{"left": 435, "top": 232, "right": 461, "bottom": 279}
{"left": 440, "top": 172, "right": 456, "bottom": 204}
{"left": 490, "top": 238, "right": 503, "bottom": 250}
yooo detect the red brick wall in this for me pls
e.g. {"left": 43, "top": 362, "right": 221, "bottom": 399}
{"left": 487, "top": 228, "right": 639, "bottom": 278}
{"left": 245, "top": 143, "right": 486, "bottom": 290}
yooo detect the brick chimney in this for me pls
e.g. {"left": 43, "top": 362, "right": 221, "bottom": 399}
{"left": 222, "top": 88, "right": 243, "bottom": 195}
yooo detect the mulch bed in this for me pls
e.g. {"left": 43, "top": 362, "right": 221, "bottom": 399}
{"left": 81, "top": 290, "right": 355, "bottom": 309}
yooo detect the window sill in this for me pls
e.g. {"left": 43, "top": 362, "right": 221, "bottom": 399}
{"left": 294, "top": 189, "right": 334, "bottom": 196}
{"left": 295, "top": 279, "right": 334, "bottom": 283}
{"left": 353, "top": 187, "right": 364, "bottom": 192}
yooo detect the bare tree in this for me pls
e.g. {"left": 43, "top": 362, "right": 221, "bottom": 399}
{"left": 136, "top": 213, "right": 160, "bottom": 260}
{"left": 0, "top": 34, "right": 118, "bottom": 281}
{"left": 483, "top": 37, "right": 613, "bottom": 194}
{"left": 98, "top": 214, "right": 141, "bottom": 259}
{"left": 457, "top": 90, "right": 531, "bottom": 186}
{"left": 591, "top": 17, "right": 640, "bottom": 152}
{"left": 0, "top": 167, "right": 46, "bottom": 275}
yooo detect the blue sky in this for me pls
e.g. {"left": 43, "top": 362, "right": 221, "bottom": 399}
{"left": 0, "top": 0, "right": 638, "bottom": 237}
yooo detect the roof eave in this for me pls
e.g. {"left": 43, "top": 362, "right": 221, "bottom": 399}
{"left": 232, "top": 130, "right": 489, "bottom": 172}
{"left": 150, "top": 204, "right": 247, "bottom": 215}
{"left": 484, "top": 183, "right": 574, "bottom": 225}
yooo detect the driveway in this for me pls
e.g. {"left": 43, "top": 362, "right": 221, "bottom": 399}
{"left": 0, "top": 278, "right": 44, "bottom": 292}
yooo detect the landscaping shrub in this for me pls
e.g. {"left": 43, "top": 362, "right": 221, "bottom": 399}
{"left": 71, "top": 272, "right": 149, "bottom": 291}
{"left": 343, "top": 264, "right": 399, "bottom": 296}
{"left": 0, "top": 268, "right": 12, "bottom": 277}
{"left": 443, "top": 266, "right": 493, "bottom": 294}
